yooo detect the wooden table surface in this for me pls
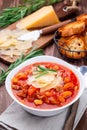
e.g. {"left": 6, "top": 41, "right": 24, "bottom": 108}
{"left": 0, "top": 0, "right": 87, "bottom": 130}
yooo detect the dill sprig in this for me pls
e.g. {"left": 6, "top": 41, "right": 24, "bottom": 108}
{"left": 0, "top": 0, "right": 62, "bottom": 28}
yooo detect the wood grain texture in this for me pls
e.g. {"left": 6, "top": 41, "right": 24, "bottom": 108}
{"left": 0, "top": 0, "right": 87, "bottom": 130}
{"left": 0, "top": 62, "right": 13, "bottom": 114}
{"left": 0, "top": 84, "right": 13, "bottom": 114}
{"left": 75, "top": 109, "right": 87, "bottom": 130}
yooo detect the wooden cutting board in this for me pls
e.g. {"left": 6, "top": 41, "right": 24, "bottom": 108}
{"left": 0, "top": 21, "right": 54, "bottom": 64}
{"left": 0, "top": 1, "right": 79, "bottom": 64}
{"left": 0, "top": 35, "right": 53, "bottom": 64}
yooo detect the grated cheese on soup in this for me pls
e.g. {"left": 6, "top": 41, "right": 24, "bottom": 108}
{"left": 27, "top": 72, "right": 63, "bottom": 92}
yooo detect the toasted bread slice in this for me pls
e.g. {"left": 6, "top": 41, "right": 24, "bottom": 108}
{"left": 58, "top": 21, "right": 85, "bottom": 37}
{"left": 58, "top": 35, "right": 86, "bottom": 59}
{"left": 77, "top": 14, "right": 87, "bottom": 25}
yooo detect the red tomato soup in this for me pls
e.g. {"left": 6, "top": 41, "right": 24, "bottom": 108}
{"left": 11, "top": 62, "right": 79, "bottom": 109}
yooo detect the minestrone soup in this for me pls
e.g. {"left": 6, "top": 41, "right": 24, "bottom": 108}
{"left": 11, "top": 62, "right": 79, "bottom": 109}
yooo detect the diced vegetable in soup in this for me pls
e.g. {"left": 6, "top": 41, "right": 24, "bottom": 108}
{"left": 11, "top": 62, "right": 79, "bottom": 109}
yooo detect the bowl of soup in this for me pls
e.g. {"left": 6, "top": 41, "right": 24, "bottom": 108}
{"left": 5, "top": 56, "right": 84, "bottom": 116}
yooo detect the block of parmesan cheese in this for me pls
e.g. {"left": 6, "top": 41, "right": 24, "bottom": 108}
{"left": 16, "top": 5, "right": 60, "bottom": 29}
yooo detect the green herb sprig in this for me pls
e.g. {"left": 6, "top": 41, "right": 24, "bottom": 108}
{"left": 38, "top": 65, "right": 57, "bottom": 72}
{"left": 0, "top": 49, "right": 44, "bottom": 84}
{"left": 0, "top": 0, "right": 62, "bottom": 28}
{"left": 35, "top": 65, "right": 57, "bottom": 78}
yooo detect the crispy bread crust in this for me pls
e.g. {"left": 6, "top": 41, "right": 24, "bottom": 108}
{"left": 58, "top": 35, "right": 86, "bottom": 59}
{"left": 58, "top": 21, "right": 85, "bottom": 37}
{"left": 77, "top": 14, "right": 87, "bottom": 25}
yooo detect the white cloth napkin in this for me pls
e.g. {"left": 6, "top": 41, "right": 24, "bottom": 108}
{"left": 0, "top": 89, "right": 87, "bottom": 130}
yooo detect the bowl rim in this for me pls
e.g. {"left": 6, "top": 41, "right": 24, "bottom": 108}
{"left": 5, "top": 55, "right": 84, "bottom": 112}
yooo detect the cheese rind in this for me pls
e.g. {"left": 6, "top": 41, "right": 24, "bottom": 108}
{"left": 16, "top": 5, "right": 60, "bottom": 29}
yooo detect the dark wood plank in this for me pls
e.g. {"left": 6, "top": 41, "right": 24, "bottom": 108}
{"left": 0, "top": 62, "right": 13, "bottom": 114}
{"left": 0, "top": 1, "right": 87, "bottom": 130}
{"left": 0, "top": 84, "right": 13, "bottom": 114}
{"left": 75, "top": 109, "right": 87, "bottom": 130}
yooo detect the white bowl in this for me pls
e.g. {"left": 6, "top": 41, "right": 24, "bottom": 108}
{"left": 5, "top": 56, "right": 84, "bottom": 116}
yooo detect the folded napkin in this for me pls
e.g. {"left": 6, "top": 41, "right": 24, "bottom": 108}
{"left": 0, "top": 89, "right": 87, "bottom": 130}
